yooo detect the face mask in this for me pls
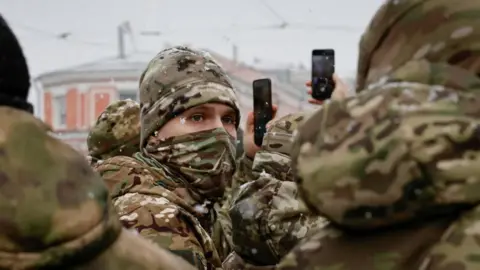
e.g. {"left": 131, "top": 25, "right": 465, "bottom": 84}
{"left": 145, "top": 128, "right": 236, "bottom": 200}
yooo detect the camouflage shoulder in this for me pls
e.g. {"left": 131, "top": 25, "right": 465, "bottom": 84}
{"left": 93, "top": 155, "right": 156, "bottom": 197}
{"left": 113, "top": 192, "right": 213, "bottom": 269}
{"left": 292, "top": 81, "right": 480, "bottom": 229}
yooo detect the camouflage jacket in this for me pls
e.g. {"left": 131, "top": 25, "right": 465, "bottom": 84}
{"left": 225, "top": 151, "right": 326, "bottom": 267}
{"left": 0, "top": 107, "right": 195, "bottom": 270}
{"left": 279, "top": 61, "right": 480, "bottom": 269}
{"left": 95, "top": 155, "right": 222, "bottom": 270}
{"left": 213, "top": 154, "right": 256, "bottom": 261}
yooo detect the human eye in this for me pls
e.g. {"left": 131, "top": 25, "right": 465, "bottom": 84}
{"left": 222, "top": 115, "right": 236, "bottom": 125}
{"left": 190, "top": 114, "right": 204, "bottom": 122}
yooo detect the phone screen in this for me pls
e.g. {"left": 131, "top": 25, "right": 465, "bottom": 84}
{"left": 312, "top": 49, "right": 335, "bottom": 100}
{"left": 253, "top": 79, "right": 273, "bottom": 147}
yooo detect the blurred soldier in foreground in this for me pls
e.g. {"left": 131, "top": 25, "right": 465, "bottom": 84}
{"left": 222, "top": 112, "right": 327, "bottom": 269}
{"left": 96, "top": 46, "right": 241, "bottom": 269}
{"left": 0, "top": 14, "right": 194, "bottom": 270}
{"left": 87, "top": 99, "right": 140, "bottom": 165}
{"left": 278, "top": 0, "right": 480, "bottom": 269}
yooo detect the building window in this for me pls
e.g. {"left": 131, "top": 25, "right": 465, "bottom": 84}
{"left": 53, "top": 95, "right": 66, "bottom": 128}
{"left": 118, "top": 91, "right": 137, "bottom": 101}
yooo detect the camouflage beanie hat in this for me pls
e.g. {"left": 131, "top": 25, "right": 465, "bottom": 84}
{"left": 253, "top": 112, "right": 310, "bottom": 181}
{"left": 139, "top": 46, "right": 240, "bottom": 147}
{"left": 356, "top": 0, "right": 480, "bottom": 91}
{"left": 87, "top": 99, "right": 140, "bottom": 159}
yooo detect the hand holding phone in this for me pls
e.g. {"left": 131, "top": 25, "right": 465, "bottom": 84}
{"left": 312, "top": 49, "right": 335, "bottom": 100}
{"left": 253, "top": 78, "right": 273, "bottom": 147}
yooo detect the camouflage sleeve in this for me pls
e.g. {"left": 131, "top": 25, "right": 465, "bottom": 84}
{"left": 229, "top": 176, "right": 327, "bottom": 265}
{"left": 112, "top": 193, "right": 208, "bottom": 269}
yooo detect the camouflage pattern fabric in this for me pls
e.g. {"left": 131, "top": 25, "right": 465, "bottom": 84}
{"left": 95, "top": 154, "right": 222, "bottom": 270}
{"left": 278, "top": 0, "right": 480, "bottom": 269}
{"left": 87, "top": 99, "right": 140, "bottom": 161}
{"left": 0, "top": 106, "right": 194, "bottom": 270}
{"left": 224, "top": 112, "right": 326, "bottom": 267}
{"left": 139, "top": 45, "right": 240, "bottom": 147}
{"left": 212, "top": 154, "right": 256, "bottom": 262}
{"left": 356, "top": 0, "right": 480, "bottom": 92}
{"left": 236, "top": 127, "right": 244, "bottom": 158}
{"left": 145, "top": 127, "right": 236, "bottom": 201}
{"left": 97, "top": 46, "right": 240, "bottom": 270}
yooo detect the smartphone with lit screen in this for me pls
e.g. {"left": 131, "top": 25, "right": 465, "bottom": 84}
{"left": 311, "top": 49, "right": 335, "bottom": 100}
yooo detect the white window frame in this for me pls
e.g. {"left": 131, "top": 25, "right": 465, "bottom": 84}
{"left": 53, "top": 94, "right": 67, "bottom": 129}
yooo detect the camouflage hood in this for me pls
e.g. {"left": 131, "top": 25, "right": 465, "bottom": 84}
{"left": 0, "top": 107, "right": 195, "bottom": 269}
{"left": 87, "top": 99, "right": 140, "bottom": 161}
{"left": 252, "top": 112, "right": 310, "bottom": 182}
{"left": 291, "top": 0, "right": 480, "bottom": 231}
{"left": 356, "top": 0, "right": 480, "bottom": 92}
{"left": 139, "top": 46, "right": 240, "bottom": 148}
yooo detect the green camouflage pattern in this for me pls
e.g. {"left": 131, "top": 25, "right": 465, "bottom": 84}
{"left": 95, "top": 127, "right": 235, "bottom": 270}
{"left": 87, "top": 99, "right": 140, "bottom": 160}
{"left": 139, "top": 45, "right": 240, "bottom": 147}
{"left": 212, "top": 153, "right": 255, "bottom": 264}
{"left": 279, "top": 0, "right": 480, "bottom": 269}
{"left": 145, "top": 127, "right": 236, "bottom": 200}
{"left": 95, "top": 154, "right": 222, "bottom": 270}
{"left": 356, "top": 0, "right": 480, "bottom": 92}
{"left": 224, "top": 112, "right": 326, "bottom": 267}
{"left": 0, "top": 107, "right": 194, "bottom": 270}
{"left": 214, "top": 153, "right": 256, "bottom": 262}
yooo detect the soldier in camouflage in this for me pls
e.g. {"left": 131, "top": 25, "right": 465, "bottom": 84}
{"left": 0, "top": 15, "right": 194, "bottom": 270}
{"left": 277, "top": 0, "right": 480, "bottom": 269}
{"left": 222, "top": 112, "right": 327, "bottom": 269}
{"left": 95, "top": 46, "right": 240, "bottom": 269}
{"left": 87, "top": 99, "right": 140, "bottom": 165}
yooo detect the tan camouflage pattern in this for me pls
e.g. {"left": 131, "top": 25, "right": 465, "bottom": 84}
{"left": 0, "top": 106, "right": 194, "bottom": 270}
{"left": 212, "top": 201, "right": 233, "bottom": 261}
{"left": 95, "top": 155, "right": 221, "bottom": 269}
{"left": 224, "top": 112, "right": 326, "bottom": 267}
{"left": 95, "top": 128, "right": 234, "bottom": 269}
{"left": 139, "top": 45, "right": 240, "bottom": 147}
{"left": 279, "top": 0, "right": 480, "bottom": 269}
{"left": 213, "top": 153, "right": 257, "bottom": 262}
{"left": 356, "top": 0, "right": 480, "bottom": 92}
{"left": 87, "top": 99, "right": 140, "bottom": 161}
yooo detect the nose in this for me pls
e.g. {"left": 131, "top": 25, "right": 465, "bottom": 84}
{"left": 212, "top": 116, "right": 224, "bottom": 129}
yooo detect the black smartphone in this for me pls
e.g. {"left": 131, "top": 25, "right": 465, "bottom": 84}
{"left": 253, "top": 78, "right": 273, "bottom": 147}
{"left": 311, "top": 49, "right": 335, "bottom": 100}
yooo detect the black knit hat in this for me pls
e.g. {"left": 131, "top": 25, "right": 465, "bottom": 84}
{"left": 0, "top": 15, "right": 33, "bottom": 113}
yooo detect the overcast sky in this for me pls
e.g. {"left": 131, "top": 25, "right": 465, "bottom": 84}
{"left": 0, "top": 0, "right": 384, "bottom": 102}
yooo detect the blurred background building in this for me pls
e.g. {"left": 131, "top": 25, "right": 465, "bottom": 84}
{"left": 33, "top": 23, "right": 331, "bottom": 154}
